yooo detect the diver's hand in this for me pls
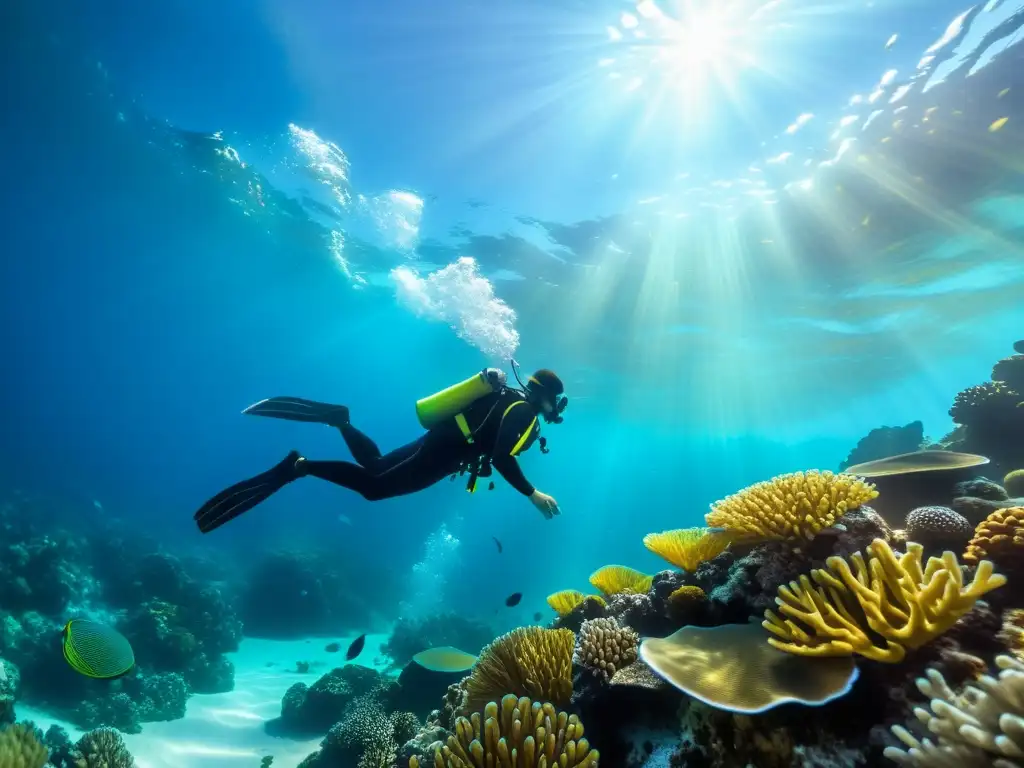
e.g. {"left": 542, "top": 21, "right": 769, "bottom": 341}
{"left": 529, "top": 490, "right": 561, "bottom": 519}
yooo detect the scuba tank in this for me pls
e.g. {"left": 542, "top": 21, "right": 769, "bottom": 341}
{"left": 415, "top": 368, "right": 507, "bottom": 429}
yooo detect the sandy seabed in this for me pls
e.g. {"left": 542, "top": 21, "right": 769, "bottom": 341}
{"left": 18, "top": 634, "right": 391, "bottom": 768}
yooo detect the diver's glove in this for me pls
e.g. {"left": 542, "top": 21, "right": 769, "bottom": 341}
{"left": 482, "top": 367, "right": 507, "bottom": 391}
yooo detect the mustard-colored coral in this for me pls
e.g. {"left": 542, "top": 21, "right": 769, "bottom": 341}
{"left": 0, "top": 724, "right": 48, "bottom": 768}
{"left": 762, "top": 538, "right": 1006, "bottom": 663}
{"left": 588, "top": 565, "right": 653, "bottom": 597}
{"left": 643, "top": 527, "right": 732, "bottom": 571}
{"left": 1004, "top": 469, "right": 1024, "bottom": 498}
{"left": 546, "top": 590, "right": 606, "bottom": 617}
{"left": 464, "top": 627, "right": 574, "bottom": 713}
{"left": 965, "top": 506, "right": 1024, "bottom": 567}
{"left": 668, "top": 585, "right": 707, "bottom": 605}
{"left": 705, "top": 470, "right": 878, "bottom": 543}
{"left": 998, "top": 608, "right": 1024, "bottom": 661}
{"left": 422, "top": 695, "right": 599, "bottom": 768}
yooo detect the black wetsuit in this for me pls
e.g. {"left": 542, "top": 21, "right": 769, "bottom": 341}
{"left": 302, "top": 388, "right": 541, "bottom": 500}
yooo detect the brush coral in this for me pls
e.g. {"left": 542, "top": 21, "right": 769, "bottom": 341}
{"left": 763, "top": 538, "right": 1005, "bottom": 663}
{"left": 588, "top": 566, "right": 653, "bottom": 597}
{"left": 463, "top": 627, "right": 574, "bottom": 713}
{"left": 546, "top": 590, "right": 606, "bottom": 618}
{"left": 410, "top": 695, "right": 599, "bottom": 768}
{"left": 642, "top": 527, "right": 733, "bottom": 572}
{"left": 705, "top": 470, "right": 878, "bottom": 543}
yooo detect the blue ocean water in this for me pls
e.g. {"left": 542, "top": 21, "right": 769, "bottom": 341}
{"left": 2, "top": 0, "right": 1024, "bottom": 765}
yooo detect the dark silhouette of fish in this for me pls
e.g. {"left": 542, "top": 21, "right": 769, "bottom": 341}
{"left": 324, "top": 642, "right": 341, "bottom": 653}
{"left": 346, "top": 634, "right": 367, "bottom": 660}
{"left": 493, "top": 537, "right": 502, "bottom": 554}
{"left": 505, "top": 592, "right": 522, "bottom": 607}
{"left": 533, "top": 612, "right": 542, "bottom": 621}
{"left": 1015, "top": 340, "right": 1024, "bottom": 354}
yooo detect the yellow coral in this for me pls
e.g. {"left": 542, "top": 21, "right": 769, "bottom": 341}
{"left": 1005, "top": 469, "right": 1024, "bottom": 498}
{"left": 998, "top": 609, "right": 1024, "bottom": 661}
{"left": 422, "top": 695, "right": 599, "bottom": 768}
{"left": 643, "top": 528, "right": 732, "bottom": 572}
{"left": 588, "top": 565, "right": 653, "bottom": 597}
{"left": 965, "top": 506, "right": 1024, "bottom": 567}
{"left": 0, "top": 724, "right": 48, "bottom": 768}
{"left": 668, "top": 585, "right": 707, "bottom": 604}
{"left": 705, "top": 470, "right": 879, "bottom": 543}
{"left": 763, "top": 538, "right": 1005, "bottom": 663}
{"left": 546, "top": 590, "right": 606, "bottom": 617}
{"left": 464, "top": 627, "right": 574, "bottom": 712}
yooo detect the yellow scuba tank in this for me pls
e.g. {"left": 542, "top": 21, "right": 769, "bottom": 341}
{"left": 415, "top": 369, "right": 505, "bottom": 429}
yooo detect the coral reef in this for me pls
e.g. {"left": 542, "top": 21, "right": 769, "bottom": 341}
{"left": 546, "top": 591, "right": 606, "bottom": 618}
{"left": 885, "top": 653, "right": 1024, "bottom": 765}
{"left": 763, "top": 539, "right": 1005, "bottom": 662}
{"left": 964, "top": 506, "right": 1024, "bottom": 573}
{"left": 573, "top": 618, "right": 638, "bottom": 682}
{"left": 1005, "top": 469, "right": 1024, "bottom": 498}
{"left": 588, "top": 566, "right": 653, "bottom": 598}
{"left": 839, "top": 421, "right": 925, "bottom": 471}
{"left": 272, "top": 665, "right": 382, "bottom": 735}
{"left": 0, "top": 723, "right": 47, "bottom": 768}
{"left": 642, "top": 528, "right": 733, "bottom": 573}
{"left": 71, "top": 727, "right": 136, "bottom": 767}
{"left": 904, "top": 506, "right": 973, "bottom": 551}
{"left": 464, "top": 627, "right": 574, "bottom": 713}
{"left": 705, "top": 470, "right": 878, "bottom": 543}
{"left": 411, "top": 695, "right": 599, "bottom": 768}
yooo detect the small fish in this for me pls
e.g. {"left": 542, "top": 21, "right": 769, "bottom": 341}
{"left": 413, "top": 646, "right": 478, "bottom": 672}
{"left": 346, "top": 634, "right": 366, "bottom": 661}
{"left": 62, "top": 619, "right": 135, "bottom": 679}
{"left": 324, "top": 642, "right": 342, "bottom": 653}
{"left": 533, "top": 612, "right": 542, "bottom": 622}
{"left": 338, "top": 514, "right": 352, "bottom": 526}
{"left": 505, "top": 592, "right": 522, "bottom": 607}
{"left": 493, "top": 537, "right": 503, "bottom": 554}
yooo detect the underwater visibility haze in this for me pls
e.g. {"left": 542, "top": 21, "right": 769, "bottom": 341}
{"left": 2, "top": 0, "right": 1024, "bottom": 765}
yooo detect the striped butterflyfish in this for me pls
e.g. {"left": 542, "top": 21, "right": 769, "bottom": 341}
{"left": 62, "top": 619, "right": 135, "bottom": 679}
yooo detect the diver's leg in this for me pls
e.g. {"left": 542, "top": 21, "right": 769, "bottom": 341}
{"left": 302, "top": 436, "right": 456, "bottom": 501}
{"left": 194, "top": 451, "right": 302, "bottom": 534}
{"left": 338, "top": 422, "right": 384, "bottom": 467}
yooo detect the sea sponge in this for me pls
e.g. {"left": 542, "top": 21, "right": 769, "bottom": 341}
{"left": 546, "top": 591, "right": 606, "bottom": 618}
{"left": 588, "top": 566, "right": 653, "bottom": 597}
{"left": 73, "top": 727, "right": 135, "bottom": 768}
{"left": 904, "top": 505, "right": 973, "bottom": 548}
{"left": 1004, "top": 469, "right": 1024, "bottom": 498}
{"left": 639, "top": 622, "right": 859, "bottom": 714}
{"left": 0, "top": 724, "right": 48, "bottom": 768}
{"left": 463, "top": 627, "right": 574, "bottom": 713}
{"left": 762, "top": 538, "right": 1005, "bottom": 663}
{"left": 963, "top": 506, "right": 1024, "bottom": 568}
{"left": 992, "top": 354, "right": 1024, "bottom": 392}
{"left": 573, "top": 618, "right": 639, "bottom": 681}
{"left": 411, "top": 694, "right": 599, "bottom": 768}
{"left": 705, "top": 470, "right": 878, "bottom": 543}
{"left": 884, "top": 654, "right": 1024, "bottom": 765}
{"left": 642, "top": 527, "right": 733, "bottom": 571}
{"left": 668, "top": 585, "right": 706, "bottom": 605}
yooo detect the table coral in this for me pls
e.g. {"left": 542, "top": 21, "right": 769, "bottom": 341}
{"left": 763, "top": 539, "right": 1005, "bottom": 663}
{"left": 464, "top": 627, "right": 574, "bottom": 713}
{"left": 643, "top": 528, "right": 733, "bottom": 572}
{"left": 410, "top": 694, "right": 599, "bottom": 768}
{"left": 705, "top": 470, "right": 878, "bottom": 543}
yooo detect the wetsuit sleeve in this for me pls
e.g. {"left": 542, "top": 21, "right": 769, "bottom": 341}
{"left": 491, "top": 402, "right": 538, "bottom": 496}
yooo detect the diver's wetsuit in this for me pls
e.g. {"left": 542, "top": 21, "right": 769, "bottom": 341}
{"left": 302, "top": 388, "right": 540, "bottom": 500}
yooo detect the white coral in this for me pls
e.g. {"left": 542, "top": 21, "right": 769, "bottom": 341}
{"left": 885, "top": 654, "right": 1024, "bottom": 767}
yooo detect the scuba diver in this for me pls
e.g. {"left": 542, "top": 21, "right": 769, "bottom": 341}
{"left": 193, "top": 363, "right": 568, "bottom": 533}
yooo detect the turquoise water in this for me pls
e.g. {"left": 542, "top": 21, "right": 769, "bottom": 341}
{"left": 1, "top": 0, "right": 1023, "bottom": 765}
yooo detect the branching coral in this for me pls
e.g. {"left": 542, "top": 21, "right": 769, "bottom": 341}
{"left": 705, "top": 470, "right": 878, "bottom": 543}
{"left": 0, "top": 724, "right": 48, "bottom": 768}
{"left": 762, "top": 538, "right": 1006, "bottom": 663}
{"left": 573, "top": 618, "right": 638, "bottom": 681}
{"left": 642, "top": 528, "right": 732, "bottom": 572}
{"left": 410, "top": 695, "right": 599, "bottom": 768}
{"left": 546, "top": 591, "right": 605, "bottom": 618}
{"left": 73, "top": 727, "right": 135, "bottom": 768}
{"left": 464, "top": 627, "right": 574, "bottom": 713}
{"left": 950, "top": 381, "right": 1022, "bottom": 426}
{"left": 963, "top": 506, "right": 1024, "bottom": 568}
{"left": 588, "top": 566, "right": 652, "bottom": 597}
{"left": 992, "top": 355, "right": 1024, "bottom": 393}
{"left": 885, "top": 654, "right": 1024, "bottom": 766}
